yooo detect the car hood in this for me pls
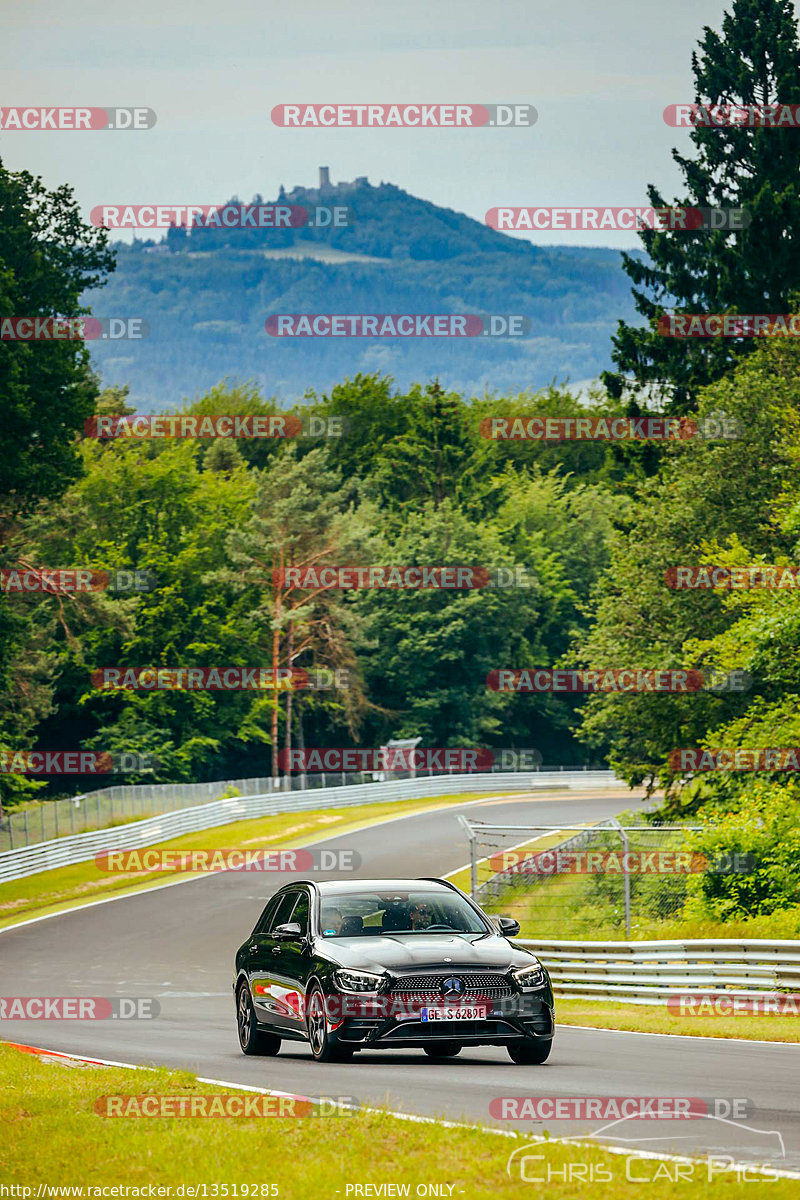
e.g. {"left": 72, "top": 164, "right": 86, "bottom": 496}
{"left": 315, "top": 931, "right": 541, "bottom": 974}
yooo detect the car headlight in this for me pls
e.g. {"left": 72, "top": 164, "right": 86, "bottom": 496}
{"left": 333, "top": 968, "right": 385, "bottom": 993}
{"left": 512, "top": 962, "right": 545, "bottom": 988}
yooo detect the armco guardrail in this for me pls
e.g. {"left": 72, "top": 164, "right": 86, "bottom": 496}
{"left": 0, "top": 763, "right": 610, "bottom": 851}
{"left": 0, "top": 775, "right": 288, "bottom": 851}
{"left": 0, "top": 769, "right": 620, "bottom": 883}
{"left": 518, "top": 938, "right": 800, "bottom": 1003}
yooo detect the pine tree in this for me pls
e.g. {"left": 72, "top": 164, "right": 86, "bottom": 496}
{"left": 603, "top": 0, "right": 800, "bottom": 412}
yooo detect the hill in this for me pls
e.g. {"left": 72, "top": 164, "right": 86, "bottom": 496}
{"left": 84, "top": 172, "right": 641, "bottom": 407}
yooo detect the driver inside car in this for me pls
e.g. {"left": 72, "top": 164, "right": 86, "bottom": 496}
{"left": 320, "top": 907, "right": 343, "bottom": 935}
{"left": 409, "top": 901, "right": 434, "bottom": 930}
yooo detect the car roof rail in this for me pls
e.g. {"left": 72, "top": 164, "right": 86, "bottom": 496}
{"left": 416, "top": 876, "right": 460, "bottom": 892}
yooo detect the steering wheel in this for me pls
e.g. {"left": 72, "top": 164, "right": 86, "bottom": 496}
{"left": 424, "top": 923, "right": 455, "bottom": 931}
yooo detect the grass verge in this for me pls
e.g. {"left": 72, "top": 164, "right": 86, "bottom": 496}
{"left": 477, "top": 869, "right": 800, "bottom": 941}
{"left": 445, "top": 827, "right": 587, "bottom": 895}
{"left": 0, "top": 1041, "right": 794, "bottom": 1195}
{"left": 557, "top": 997, "right": 800, "bottom": 1042}
{"left": 0, "top": 792, "right": 508, "bottom": 932}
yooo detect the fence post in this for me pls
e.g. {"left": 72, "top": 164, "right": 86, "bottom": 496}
{"left": 24, "top": 809, "right": 29, "bottom": 845}
{"left": 55, "top": 800, "right": 59, "bottom": 839}
{"left": 97, "top": 792, "right": 101, "bottom": 830}
{"left": 8, "top": 815, "right": 13, "bottom": 850}
{"left": 610, "top": 818, "right": 631, "bottom": 938}
{"left": 457, "top": 815, "right": 478, "bottom": 900}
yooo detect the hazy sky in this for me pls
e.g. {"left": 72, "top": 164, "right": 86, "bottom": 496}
{"left": 1, "top": 0, "right": 764, "bottom": 248}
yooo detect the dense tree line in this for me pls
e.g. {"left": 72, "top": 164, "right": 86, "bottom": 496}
{"left": 3, "top": 0, "right": 800, "bottom": 928}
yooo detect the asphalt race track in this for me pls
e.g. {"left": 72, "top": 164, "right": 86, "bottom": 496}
{"left": 2, "top": 791, "right": 799, "bottom": 1173}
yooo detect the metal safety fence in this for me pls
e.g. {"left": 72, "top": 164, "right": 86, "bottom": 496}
{"left": 0, "top": 769, "right": 621, "bottom": 883}
{"left": 459, "top": 817, "right": 706, "bottom": 937}
{"left": 0, "top": 763, "right": 610, "bottom": 854}
{"left": 517, "top": 938, "right": 800, "bottom": 1003}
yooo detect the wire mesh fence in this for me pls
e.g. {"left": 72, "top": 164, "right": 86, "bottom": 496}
{"left": 458, "top": 817, "right": 707, "bottom": 939}
{"left": 0, "top": 763, "right": 608, "bottom": 853}
{"left": 0, "top": 777, "right": 271, "bottom": 852}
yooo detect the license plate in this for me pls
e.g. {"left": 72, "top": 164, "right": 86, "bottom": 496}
{"left": 420, "top": 1006, "right": 489, "bottom": 1021}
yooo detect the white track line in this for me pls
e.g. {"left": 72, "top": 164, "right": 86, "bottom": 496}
{"left": 560, "top": 1022, "right": 800, "bottom": 1047}
{"left": 0, "top": 792, "right": 583, "bottom": 936}
{"left": 5, "top": 1039, "right": 797, "bottom": 1179}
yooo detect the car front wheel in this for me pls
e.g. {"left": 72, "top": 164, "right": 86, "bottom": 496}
{"left": 507, "top": 1037, "right": 552, "bottom": 1064}
{"left": 306, "top": 985, "right": 354, "bottom": 1062}
{"left": 236, "top": 982, "right": 281, "bottom": 1056}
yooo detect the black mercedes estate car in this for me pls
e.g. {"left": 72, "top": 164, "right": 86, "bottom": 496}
{"left": 233, "top": 877, "right": 554, "bottom": 1063}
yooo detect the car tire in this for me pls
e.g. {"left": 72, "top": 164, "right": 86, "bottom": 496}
{"left": 306, "top": 985, "right": 354, "bottom": 1062}
{"left": 236, "top": 982, "right": 281, "bottom": 1057}
{"left": 423, "top": 1042, "right": 462, "bottom": 1058}
{"left": 507, "top": 1038, "right": 552, "bottom": 1064}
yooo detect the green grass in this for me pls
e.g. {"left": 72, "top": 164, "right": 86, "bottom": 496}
{"left": 0, "top": 792, "right": 507, "bottom": 931}
{"left": 445, "top": 827, "right": 586, "bottom": 895}
{"left": 0, "top": 1042, "right": 794, "bottom": 1195}
{"left": 478, "top": 869, "right": 800, "bottom": 941}
{"left": 557, "top": 997, "right": 800, "bottom": 1042}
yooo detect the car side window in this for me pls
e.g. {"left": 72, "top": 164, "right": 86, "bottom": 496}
{"left": 270, "top": 891, "right": 299, "bottom": 931}
{"left": 254, "top": 895, "right": 280, "bottom": 935}
{"left": 289, "top": 890, "right": 310, "bottom": 934}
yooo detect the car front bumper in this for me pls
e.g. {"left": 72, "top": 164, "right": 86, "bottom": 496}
{"left": 329, "top": 994, "right": 555, "bottom": 1048}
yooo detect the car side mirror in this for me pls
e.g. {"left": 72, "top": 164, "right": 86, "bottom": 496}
{"left": 496, "top": 916, "right": 521, "bottom": 937}
{"left": 273, "top": 921, "right": 303, "bottom": 942}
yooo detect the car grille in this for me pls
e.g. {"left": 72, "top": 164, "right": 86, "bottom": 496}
{"left": 391, "top": 972, "right": 513, "bottom": 999}
{"left": 386, "top": 1020, "right": 517, "bottom": 1040}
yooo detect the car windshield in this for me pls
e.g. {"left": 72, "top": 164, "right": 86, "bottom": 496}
{"left": 317, "top": 889, "right": 488, "bottom": 937}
